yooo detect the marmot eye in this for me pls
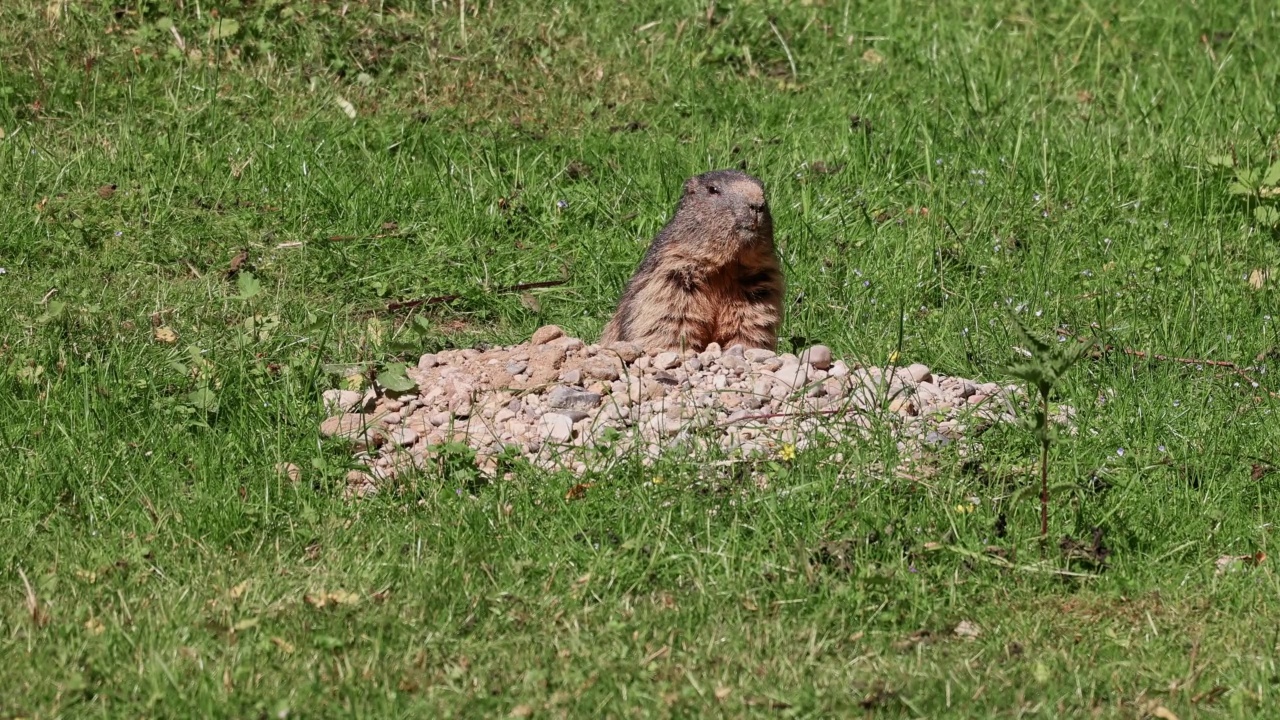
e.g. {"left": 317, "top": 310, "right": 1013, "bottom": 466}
{"left": 707, "top": 184, "right": 721, "bottom": 195}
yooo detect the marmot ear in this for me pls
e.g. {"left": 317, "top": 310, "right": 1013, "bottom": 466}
{"left": 682, "top": 178, "right": 700, "bottom": 195}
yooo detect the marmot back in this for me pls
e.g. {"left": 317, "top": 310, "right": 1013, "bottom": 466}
{"left": 600, "top": 169, "right": 784, "bottom": 352}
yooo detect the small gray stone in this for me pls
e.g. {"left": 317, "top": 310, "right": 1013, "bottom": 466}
{"left": 553, "top": 337, "right": 585, "bottom": 353}
{"left": 547, "top": 385, "right": 603, "bottom": 410}
{"left": 718, "top": 354, "right": 746, "bottom": 371}
{"left": 653, "top": 351, "right": 681, "bottom": 370}
{"left": 538, "top": 413, "right": 575, "bottom": 443}
{"left": 417, "top": 353, "right": 439, "bottom": 370}
{"left": 607, "top": 341, "right": 644, "bottom": 363}
{"left": 583, "top": 358, "right": 621, "bottom": 381}
{"left": 559, "top": 368, "right": 583, "bottom": 385}
{"left": 744, "top": 348, "right": 777, "bottom": 362}
{"left": 771, "top": 363, "right": 809, "bottom": 388}
{"left": 505, "top": 360, "right": 528, "bottom": 375}
{"left": 922, "top": 431, "right": 951, "bottom": 448}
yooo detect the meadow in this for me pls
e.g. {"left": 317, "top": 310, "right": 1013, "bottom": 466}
{"left": 2, "top": 1, "right": 1279, "bottom": 716}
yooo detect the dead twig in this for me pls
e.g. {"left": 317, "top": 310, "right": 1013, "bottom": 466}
{"left": 17, "top": 567, "right": 49, "bottom": 627}
{"left": 275, "top": 230, "right": 406, "bottom": 250}
{"left": 384, "top": 280, "right": 568, "bottom": 313}
{"left": 1057, "top": 326, "right": 1277, "bottom": 399}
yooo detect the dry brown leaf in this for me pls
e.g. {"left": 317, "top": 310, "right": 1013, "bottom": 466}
{"left": 564, "top": 482, "right": 593, "bottom": 500}
{"left": 519, "top": 292, "right": 542, "bottom": 313}
{"left": 330, "top": 589, "right": 360, "bottom": 605}
{"left": 84, "top": 617, "right": 106, "bottom": 636}
{"left": 17, "top": 568, "right": 50, "bottom": 628}
{"left": 1248, "top": 268, "right": 1271, "bottom": 290}
{"left": 97, "top": 184, "right": 117, "bottom": 199}
{"left": 509, "top": 705, "right": 533, "bottom": 719}
{"left": 715, "top": 686, "right": 732, "bottom": 701}
{"left": 1215, "top": 551, "right": 1266, "bottom": 575}
{"left": 271, "top": 636, "right": 295, "bottom": 654}
{"left": 153, "top": 326, "right": 178, "bottom": 344}
{"left": 862, "top": 48, "right": 884, "bottom": 65}
{"left": 335, "top": 95, "right": 357, "bottom": 119}
{"left": 45, "top": 0, "right": 66, "bottom": 24}
{"left": 1145, "top": 703, "right": 1180, "bottom": 720}
{"left": 229, "top": 580, "right": 250, "bottom": 600}
{"left": 954, "top": 620, "right": 982, "bottom": 639}
{"left": 304, "top": 589, "right": 361, "bottom": 609}
{"left": 228, "top": 249, "right": 249, "bottom": 276}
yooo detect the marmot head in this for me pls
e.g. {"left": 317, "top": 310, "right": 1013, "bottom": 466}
{"left": 678, "top": 169, "right": 773, "bottom": 245}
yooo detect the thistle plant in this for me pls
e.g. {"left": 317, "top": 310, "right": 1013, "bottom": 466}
{"left": 1003, "top": 318, "right": 1093, "bottom": 540}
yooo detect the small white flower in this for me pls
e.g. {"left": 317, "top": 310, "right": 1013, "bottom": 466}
{"left": 1117, "top": 448, "right": 1125, "bottom": 456}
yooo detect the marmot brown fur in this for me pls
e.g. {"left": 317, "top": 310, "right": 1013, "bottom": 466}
{"left": 600, "top": 169, "right": 784, "bottom": 352}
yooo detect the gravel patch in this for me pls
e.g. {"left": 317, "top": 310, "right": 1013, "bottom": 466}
{"left": 321, "top": 326, "right": 1042, "bottom": 497}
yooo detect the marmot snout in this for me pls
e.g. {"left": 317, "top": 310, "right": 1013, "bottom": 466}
{"left": 600, "top": 169, "right": 784, "bottom": 352}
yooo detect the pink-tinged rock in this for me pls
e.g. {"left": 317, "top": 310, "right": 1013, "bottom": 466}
{"left": 531, "top": 325, "right": 565, "bottom": 345}
{"left": 800, "top": 345, "right": 832, "bottom": 370}
{"left": 905, "top": 363, "right": 933, "bottom": 384}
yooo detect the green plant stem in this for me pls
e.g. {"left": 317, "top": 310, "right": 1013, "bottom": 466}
{"left": 1040, "top": 392, "right": 1050, "bottom": 541}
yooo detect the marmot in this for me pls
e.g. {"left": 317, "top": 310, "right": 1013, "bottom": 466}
{"left": 600, "top": 169, "right": 784, "bottom": 352}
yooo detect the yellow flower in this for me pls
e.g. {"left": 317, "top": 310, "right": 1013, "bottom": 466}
{"left": 888, "top": 350, "right": 901, "bottom": 364}
{"left": 953, "top": 503, "right": 975, "bottom": 514}
{"left": 779, "top": 444, "right": 797, "bottom": 462}
{"left": 652, "top": 475, "right": 665, "bottom": 485}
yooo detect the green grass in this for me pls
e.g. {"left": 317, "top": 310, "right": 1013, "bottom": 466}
{"left": 3, "top": 0, "right": 1280, "bottom": 716}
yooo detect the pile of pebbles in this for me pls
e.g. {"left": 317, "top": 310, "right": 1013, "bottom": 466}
{"left": 319, "top": 326, "right": 1035, "bottom": 497}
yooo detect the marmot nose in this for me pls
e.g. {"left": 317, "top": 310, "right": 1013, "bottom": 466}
{"left": 749, "top": 202, "right": 766, "bottom": 213}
